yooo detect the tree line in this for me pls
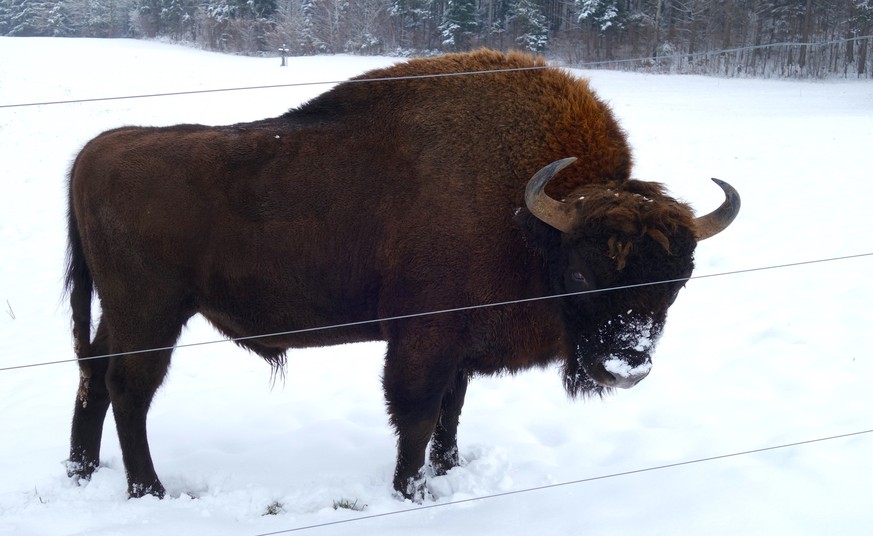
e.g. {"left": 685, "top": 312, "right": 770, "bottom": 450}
{"left": 1, "top": 0, "right": 871, "bottom": 77}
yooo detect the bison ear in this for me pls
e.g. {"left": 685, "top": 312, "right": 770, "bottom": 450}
{"left": 513, "top": 207, "right": 561, "bottom": 257}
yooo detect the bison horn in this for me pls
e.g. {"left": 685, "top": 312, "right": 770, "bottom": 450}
{"left": 524, "top": 157, "right": 578, "bottom": 233}
{"left": 694, "top": 178, "right": 741, "bottom": 241}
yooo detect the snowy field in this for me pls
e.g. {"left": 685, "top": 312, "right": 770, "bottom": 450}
{"left": 1, "top": 38, "right": 872, "bottom": 535}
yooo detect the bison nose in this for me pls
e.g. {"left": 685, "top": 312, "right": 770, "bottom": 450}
{"left": 601, "top": 357, "right": 652, "bottom": 389}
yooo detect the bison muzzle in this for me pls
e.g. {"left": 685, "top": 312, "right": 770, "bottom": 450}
{"left": 64, "top": 50, "right": 739, "bottom": 501}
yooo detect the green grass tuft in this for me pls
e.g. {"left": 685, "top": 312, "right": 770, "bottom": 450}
{"left": 332, "top": 498, "right": 367, "bottom": 512}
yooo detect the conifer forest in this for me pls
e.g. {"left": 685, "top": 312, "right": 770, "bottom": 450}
{"left": 1, "top": 1, "right": 871, "bottom": 78}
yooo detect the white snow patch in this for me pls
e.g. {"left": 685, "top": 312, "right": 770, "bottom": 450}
{"left": 613, "top": 316, "right": 656, "bottom": 352}
{"left": 603, "top": 357, "right": 653, "bottom": 379}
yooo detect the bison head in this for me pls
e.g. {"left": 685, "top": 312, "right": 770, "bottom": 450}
{"left": 523, "top": 158, "right": 740, "bottom": 396}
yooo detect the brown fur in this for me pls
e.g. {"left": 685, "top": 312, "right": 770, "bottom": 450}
{"left": 65, "top": 49, "right": 705, "bottom": 501}
{"left": 570, "top": 179, "right": 696, "bottom": 271}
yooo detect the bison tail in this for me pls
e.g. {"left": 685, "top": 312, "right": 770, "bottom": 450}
{"left": 65, "top": 187, "right": 93, "bottom": 359}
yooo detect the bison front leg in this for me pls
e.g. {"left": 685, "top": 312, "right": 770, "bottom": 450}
{"left": 429, "top": 371, "right": 469, "bottom": 476}
{"left": 390, "top": 409, "right": 440, "bottom": 502}
{"left": 382, "top": 338, "right": 458, "bottom": 502}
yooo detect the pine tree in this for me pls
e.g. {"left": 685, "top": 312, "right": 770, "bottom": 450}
{"left": 300, "top": 0, "right": 335, "bottom": 53}
{"left": 439, "top": 0, "right": 477, "bottom": 50}
{"left": 509, "top": 0, "right": 548, "bottom": 51}
{"left": 392, "top": 0, "right": 434, "bottom": 49}
{"left": 1, "top": 0, "right": 43, "bottom": 35}
{"left": 0, "top": 0, "right": 15, "bottom": 35}
{"left": 159, "top": 0, "right": 197, "bottom": 39}
{"left": 575, "top": 0, "right": 625, "bottom": 34}
{"left": 849, "top": 0, "right": 873, "bottom": 75}
{"left": 80, "top": 0, "right": 112, "bottom": 36}
{"left": 130, "top": 0, "right": 161, "bottom": 36}
{"left": 40, "top": 0, "right": 74, "bottom": 36}
{"left": 346, "top": 0, "right": 387, "bottom": 53}
{"left": 248, "top": 0, "right": 278, "bottom": 18}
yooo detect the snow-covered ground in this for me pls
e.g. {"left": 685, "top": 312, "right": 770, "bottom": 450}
{"left": 1, "top": 38, "right": 871, "bottom": 535}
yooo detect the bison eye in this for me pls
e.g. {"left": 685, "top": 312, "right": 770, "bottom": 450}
{"left": 564, "top": 251, "right": 592, "bottom": 291}
{"left": 567, "top": 270, "right": 592, "bottom": 293}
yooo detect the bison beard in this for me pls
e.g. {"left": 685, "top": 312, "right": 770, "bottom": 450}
{"left": 64, "top": 49, "right": 738, "bottom": 502}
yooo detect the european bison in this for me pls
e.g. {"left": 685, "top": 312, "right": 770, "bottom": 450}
{"left": 65, "top": 49, "right": 739, "bottom": 501}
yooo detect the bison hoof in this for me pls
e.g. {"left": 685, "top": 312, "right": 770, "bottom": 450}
{"left": 66, "top": 458, "right": 98, "bottom": 482}
{"left": 395, "top": 471, "right": 430, "bottom": 503}
{"left": 129, "top": 481, "right": 166, "bottom": 499}
{"left": 429, "top": 448, "right": 461, "bottom": 477}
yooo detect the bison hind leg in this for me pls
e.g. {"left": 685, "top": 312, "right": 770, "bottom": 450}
{"left": 100, "top": 300, "right": 189, "bottom": 499}
{"left": 68, "top": 319, "right": 112, "bottom": 482}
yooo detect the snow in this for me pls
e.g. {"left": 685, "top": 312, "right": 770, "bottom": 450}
{"left": 1, "top": 37, "right": 872, "bottom": 535}
{"left": 603, "top": 357, "right": 652, "bottom": 379}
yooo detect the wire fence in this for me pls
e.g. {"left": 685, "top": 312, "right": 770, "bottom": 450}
{"left": 1, "top": 36, "right": 871, "bottom": 531}
{"left": 0, "top": 66, "right": 551, "bottom": 110}
{"left": 249, "top": 428, "right": 873, "bottom": 535}
{"left": 572, "top": 35, "right": 873, "bottom": 79}
{"left": 2, "top": 251, "right": 871, "bottom": 374}
{"left": 1, "top": 35, "right": 871, "bottom": 111}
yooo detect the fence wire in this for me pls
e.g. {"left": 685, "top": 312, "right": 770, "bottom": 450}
{"left": 2, "top": 251, "right": 871, "bottom": 374}
{"left": 250, "top": 428, "right": 873, "bottom": 535}
{"left": 0, "top": 35, "right": 873, "bottom": 536}
{"left": 1, "top": 35, "right": 871, "bottom": 111}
